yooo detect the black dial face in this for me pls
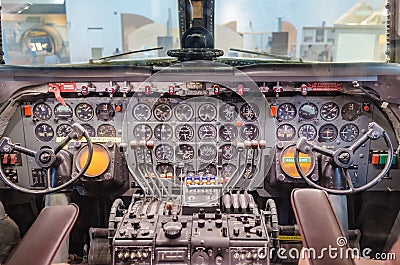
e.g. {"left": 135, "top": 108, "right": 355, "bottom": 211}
{"left": 81, "top": 124, "right": 96, "bottom": 137}
{"left": 276, "top": 124, "right": 296, "bottom": 141}
{"left": 96, "top": 103, "right": 115, "bottom": 121}
{"left": 340, "top": 124, "right": 359, "bottom": 142}
{"left": 198, "top": 144, "right": 217, "bottom": 161}
{"left": 221, "top": 163, "right": 237, "bottom": 178}
{"left": 35, "top": 123, "right": 54, "bottom": 142}
{"left": 133, "top": 124, "right": 152, "bottom": 141}
{"left": 321, "top": 102, "right": 339, "bottom": 121}
{"left": 174, "top": 103, "right": 194, "bottom": 122}
{"left": 219, "top": 124, "right": 238, "bottom": 142}
{"left": 299, "top": 103, "right": 318, "bottom": 120}
{"left": 54, "top": 103, "right": 73, "bottom": 120}
{"left": 75, "top": 103, "right": 94, "bottom": 121}
{"left": 198, "top": 163, "right": 217, "bottom": 176}
{"left": 155, "top": 144, "right": 174, "bottom": 161}
{"left": 56, "top": 124, "right": 73, "bottom": 137}
{"left": 220, "top": 144, "right": 238, "bottom": 161}
{"left": 154, "top": 124, "right": 173, "bottom": 141}
{"left": 176, "top": 144, "right": 195, "bottom": 161}
{"left": 176, "top": 124, "right": 194, "bottom": 141}
{"left": 33, "top": 103, "right": 52, "bottom": 121}
{"left": 341, "top": 102, "right": 360, "bottom": 121}
{"left": 132, "top": 103, "right": 151, "bottom": 121}
{"left": 97, "top": 124, "right": 116, "bottom": 137}
{"left": 219, "top": 104, "right": 238, "bottom": 122}
{"left": 277, "top": 103, "right": 296, "bottom": 121}
{"left": 240, "top": 124, "right": 259, "bottom": 140}
{"left": 198, "top": 124, "right": 217, "bottom": 141}
{"left": 298, "top": 124, "right": 317, "bottom": 141}
{"left": 154, "top": 103, "right": 172, "bottom": 122}
{"left": 240, "top": 103, "right": 259, "bottom": 121}
{"left": 198, "top": 103, "right": 217, "bottom": 122}
{"left": 319, "top": 124, "right": 338, "bottom": 142}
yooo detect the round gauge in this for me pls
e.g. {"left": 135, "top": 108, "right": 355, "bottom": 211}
{"left": 76, "top": 144, "right": 110, "bottom": 177}
{"left": 96, "top": 103, "right": 115, "bottom": 121}
{"left": 276, "top": 124, "right": 296, "bottom": 141}
{"left": 280, "top": 145, "right": 315, "bottom": 178}
{"left": 81, "top": 124, "right": 96, "bottom": 137}
{"left": 198, "top": 163, "right": 217, "bottom": 176}
{"left": 133, "top": 124, "right": 152, "bottom": 141}
{"left": 75, "top": 103, "right": 94, "bottom": 121}
{"left": 198, "top": 144, "right": 217, "bottom": 161}
{"left": 342, "top": 102, "right": 360, "bottom": 121}
{"left": 220, "top": 144, "right": 238, "bottom": 161}
{"left": 298, "top": 124, "right": 317, "bottom": 141}
{"left": 319, "top": 124, "right": 338, "bottom": 142}
{"left": 33, "top": 103, "right": 52, "bottom": 121}
{"left": 198, "top": 124, "right": 217, "bottom": 141}
{"left": 277, "top": 103, "right": 296, "bottom": 121}
{"left": 156, "top": 163, "right": 174, "bottom": 175}
{"left": 320, "top": 102, "right": 339, "bottom": 121}
{"left": 54, "top": 103, "right": 73, "bottom": 120}
{"left": 97, "top": 124, "right": 116, "bottom": 137}
{"left": 243, "top": 164, "right": 257, "bottom": 179}
{"left": 56, "top": 124, "right": 73, "bottom": 138}
{"left": 240, "top": 103, "right": 259, "bottom": 121}
{"left": 176, "top": 124, "right": 194, "bottom": 141}
{"left": 340, "top": 124, "right": 359, "bottom": 142}
{"left": 198, "top": 103, "right": 217, "bottom": 122}
{"left": 155, "top": 144, "right": 174, "bottom": 161}
{"left": 35, "top": 123, "right": 54, "bottom": 142}
{"left": 154, "top": 124, "right": 173, "bottom": 141}
{"left": 221, "top": 163, "right": 237, "bottom": 178}
{"left": 132, "top": 103, "right": 151, "bottom": 122}
{"left": 176, "top": 144, "right": 195, "bottom": 161}
{"left": 219, "top": 124, "right": 238, "bottom": 142}
{"left": 299, "top": 103, "right": 318, "bottom": 120}
{"left": 219, "top": 104, "right": 238, "bottom": 122}
{"left": 174, "top": 103, "right": 194, "bottom": 122}
{"left": 154, "top": 103, "right": 172, "bottom": 122}
{"left": 240, "top": 124, "right": 259, "bottom": 140}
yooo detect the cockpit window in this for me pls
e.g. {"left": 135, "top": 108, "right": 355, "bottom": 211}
{"left": 1, "top": 0, "right": 387, "bottom": 64}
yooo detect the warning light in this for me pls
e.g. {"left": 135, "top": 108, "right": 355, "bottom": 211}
{"left": 23, "top": 106, "right": 32, "bottom": 117}
{"left": 363, "top": 103, "right": 371, "bottom": 112}
{"left": 270, "top": 105, "right": 277, "bottom": 117}
{"left": 115, "top": 104, "right": 122, "bottom": 112}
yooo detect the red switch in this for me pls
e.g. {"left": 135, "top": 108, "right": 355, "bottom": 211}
{"left": 2, "top": 154, "right": 9, "bottom": 164}
{"left": 371, "top": 154, "right": 380, "bottom": 165}
{"left": 10, "top": 154, "right": 17, "bottom": 165}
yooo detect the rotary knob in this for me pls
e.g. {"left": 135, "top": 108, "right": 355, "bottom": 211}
{"left": 192, "top": 251, "right": 209, "bottom": 265}
{"left": 163, "top": 221, "right": 183, "bottom": 239}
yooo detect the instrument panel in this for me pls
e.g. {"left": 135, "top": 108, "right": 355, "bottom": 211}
{"left": 0, "top": 80, "right": 394, "bottom": 194}
{"left": 125, "top": 95, "right": 267, "bottom": 186}
{"left": 272, "top": 95, "right": 374, "bottom": 184}
{"left": 275, "top": 96, "right": 369, "bottom": 143}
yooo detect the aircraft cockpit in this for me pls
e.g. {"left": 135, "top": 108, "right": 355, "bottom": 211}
{"left": 0, "top": 0, "right": 399, "bottom": 264}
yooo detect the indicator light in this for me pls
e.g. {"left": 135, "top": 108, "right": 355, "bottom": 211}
{"left": 23, "top": 106, "right": 32, "bottom": 117}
